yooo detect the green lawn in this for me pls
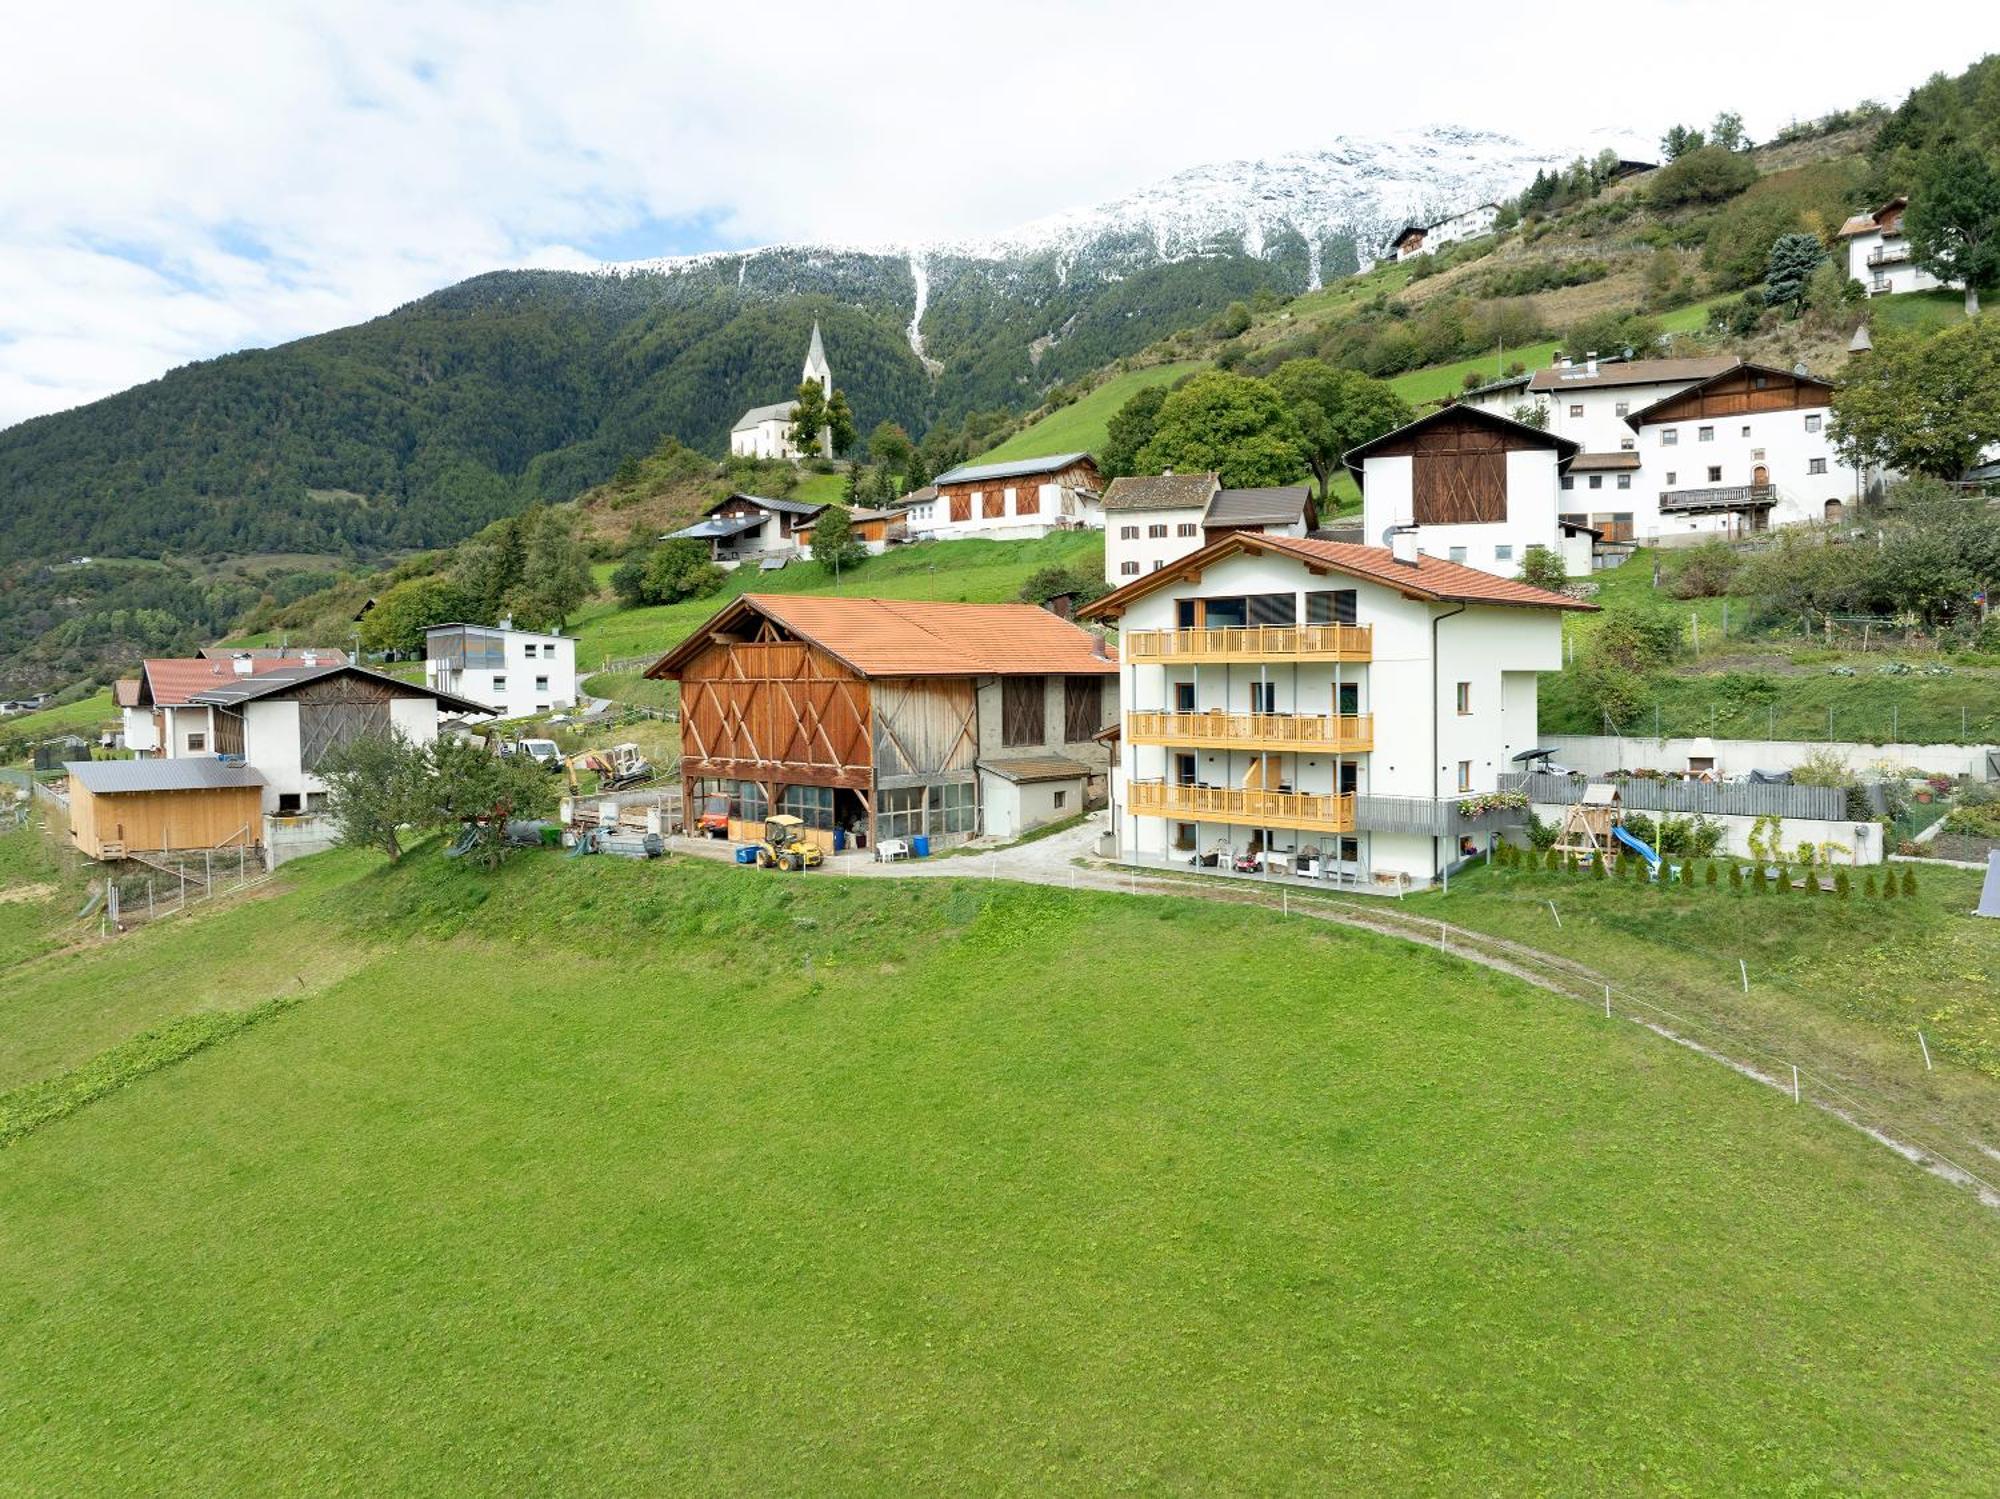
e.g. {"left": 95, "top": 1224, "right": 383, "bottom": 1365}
{"left": 1871, "top": 288, "right": 1972, "bottom": 337}
{"left": 0, "top": 848, "right": 1996, "bottom": 1492}
{"left": 1390, "top": 301, "right": 1724, "bottom": 408}
{"left": 0, "top": 806, "right": 85, "bottom": 971}
{"left": 972, "top": 362, "right": 1207, "bottom": 465}
{"left": 0, "top": 689, "right": 117, "bottom": 745}
{"left": 569, "top": 530, "right": 1104, "bottom": 672}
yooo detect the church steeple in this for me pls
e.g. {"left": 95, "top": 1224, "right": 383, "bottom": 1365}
{"left": 802, "top": 319, "right": 831, "bottom": 396}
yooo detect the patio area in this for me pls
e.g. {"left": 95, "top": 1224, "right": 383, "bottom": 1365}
{"left": 1114, "top": 847, "right": 1411, "bottom": 898}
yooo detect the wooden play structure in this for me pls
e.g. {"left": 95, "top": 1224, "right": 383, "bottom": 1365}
{"left": 1554, "top": 783, "right": 1621, "bottom": 865}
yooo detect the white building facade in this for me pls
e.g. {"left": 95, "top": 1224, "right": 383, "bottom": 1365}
{"left": 1082, "top": 533, "right": 1588, "bottom": 889}
{"left": 425, "top": 623, "right": 578, "bottom": 720}
{"left": 1103, "top": 472, "right": 1220, "bottom": 584}
{"left": 1838, "top": 197, "right": 1950, "bottom": 299}
{"left": 918, "top": 453, "right": 1107, "bottom": 542}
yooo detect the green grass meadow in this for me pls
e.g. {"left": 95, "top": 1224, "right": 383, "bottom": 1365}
{"left": 972, "top": 361, "right": 1208, "bottom": 465}
{"left": 0, "top": 846, "right": 1996, "bottom": 1492}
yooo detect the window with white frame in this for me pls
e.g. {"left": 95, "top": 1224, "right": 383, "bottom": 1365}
{"left": 1176, "top": 522, "right": 1197, "bottom": 537}
{"left": 1448, "top": 546, "right": 1468, "bottom": 563}
{"left": 534, "top": 675, "right": 549, "bottom": 691}
{"left": 1457, "top": 759, "right": 1472, "bottom": 792}
{"left": 492, "top": 675, "right": 507, "bottom": 692}
{"left": 1120, "top": 560, "right": 1140, "bottom": 576}
{"left": 1707, "top": 466, "right": 1722, "bottom": 483}
{"left": 1614, "top": 401, "right": 1629, "bottom": 417}
{"left": 1119, "top": 525, "right": 1138, "bottom": 539}
{"left": 1616, "top": 474, "right": 1632, "bottom": 490}
{"left": 1568, "top": 403, "right": 1583, "bottom": 417}
{"left": 1495, "top": 544, "right": 1513, "bottom": 562}
{"left": 1455, "top": 681, "right": 1471, "bottom": 715}
{"left": 1588, "top": 474, "right": 1603, "bottom": 489}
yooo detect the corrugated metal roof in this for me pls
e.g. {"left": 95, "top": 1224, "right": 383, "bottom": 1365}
{"left": 1203, "top": 484, "right": 1312, "bottom": 527}
{"left": 703, "top": 492, "right": 824, "bottom": 518}
{"left": 65, "top": 758, "right": 266, "bottom": 794}
{"left": 1101, "top": 473, "right": 1218, "bottom": 513}
{"left": 670, "top": 515, "right": 762, "bottom": 540}
{"left": 933, "top": 452, "right": 1094, "bottom": 486}
{"left": 649, "top": 595, "right": 1119, "bottom": 680}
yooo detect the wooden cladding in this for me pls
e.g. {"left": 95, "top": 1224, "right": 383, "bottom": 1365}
{"left": 1640, "top": 366, "right": 1834, "bottom": 426}
{"left": 1063, "top": 676, "right": 1104, "bottom": 743}
{"left": 294, "top": 674, "right": 396, "bottom": 771}
{"left": 949, "top": 492, "right": 971, "bottom": 522}
{"left": 1002, "top": 676, "right": 1046, "bottom": 747}
{"left": 871, "top": 680, "right": 977, "bottom": 781}
{"left": 1414, "top": 447, "right": 1507, "bottom": 524}
{"left": 679, "top": 639, "right": 872, "bottom": 786}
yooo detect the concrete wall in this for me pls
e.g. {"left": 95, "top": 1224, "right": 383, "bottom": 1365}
{"left": 263, "top": 812, "right": 340, "bottom": 869}
{"left": 1527, "top": 801, "right": 1884, "bottom": 866}
{"left": 1545, "top": 733, "right": 1997, "bottom": 781}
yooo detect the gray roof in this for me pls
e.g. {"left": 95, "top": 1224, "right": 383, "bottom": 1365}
{"left": 732, "top": 400, "right": 797, "bottom": 431}
{"left": 1102, "top": 472, "right": 1219, "bottom": 513}
{"left": 703, "top": 492, "right": 825, "bottom": 518}
{"left": 933, "top": 452, "right": 1093, "bottom": 486}
{"left": 978, "top": 754, "right": 1094, "bottom": 785}
{"left": 186, "top": 663, "right": 492, "bottom": 717}
{"left": 1203, "top": 484, "right": 1313, "bottom": 528}
{"left": 65, "top": 758, "right": 266, "bottom": 794}
{"left": 670, "top": 515, "right": 762, "bottom": 540}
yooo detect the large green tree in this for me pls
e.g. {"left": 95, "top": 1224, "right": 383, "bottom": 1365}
{"left": 810, "top": 503, "right": 866, "bottom": 574}
{"left": 826, "top": 389, "right": 857, "bottom": 457}
{"left": 1100, "top": 384, "right": 1170, "bottom": 478}
{"left": 317, "top": 730, "right": 432, "bottom": 861}
{"left": 1134, "top": 371, "right": 1306, "bottom": 489}
{"left": 359, "top": 574, "right": 473, "bottom": 655}
{"left": 1906, "top": 144, "right": 2000, "bottom": 315}
{"left": 787, "top": 381, "right": 830, "bottom": 456}
{"left": 1764, "top": 233, "right": 1826, "bottom": 314}
{"left": 508, "top": 508, "right": 593, "bottom": 630}
{"left": 1266, "top": 360, "right": 1412, "bottom": 505}
{"left": 1832, "top": 318, "right": 2000, "bottom": 478}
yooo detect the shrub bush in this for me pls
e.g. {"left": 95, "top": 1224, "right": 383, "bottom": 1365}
{"left": 1900, "top": 867, "right": 1917, "bottom": 897}
{"left": 1729, "top": 863, "right": 1743, "bottom": 890}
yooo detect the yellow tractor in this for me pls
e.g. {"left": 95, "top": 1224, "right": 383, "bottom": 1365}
{"left": 753, "top": 814, "right": 824, "bottom": 872}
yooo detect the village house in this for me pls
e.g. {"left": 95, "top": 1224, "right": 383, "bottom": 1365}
{"left": 1102, "top": 472, "right": 1319, "bottom": 585}
{"left": 71, "top": 662, "right": 486, "bottom": 865}
{"left": 1837, "top": 196, "right": 1951, "bottom": 299}
{"left": 791, "top": 506, "right": 907, "bottom": 556}
{"left": 424, "top": 621, "right": 578, "bottom": 720}
{"left": 647, "top": 594, "right": 1118, "bottom": 852}
{"left": 1349, "top": 404, "right": 1590, "bottom": 578}
{"left": 668, "top": 492, "right": 829, "bottom": 563}
{"left": 1460, "top": 353, "right": 1855, "bottom": 542}
{"left": 1388, "top": 203, "right": 1500, "bottom": 262}
{"left": 917, "top": 453, "right": 1106, "bottom": 541}
{"left": 124, "top": 652, "right": 347, "bottom": 760}
{"left": 729, "top": 321, "right": 834, "bottom": 460}
{"left": 1079, "top": 531, "right": 1593, "bottom": 889}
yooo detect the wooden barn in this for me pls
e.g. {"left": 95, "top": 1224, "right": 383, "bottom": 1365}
{"left": 647, "top": 595, "right": 1118, "bottom": 851}
{"left": 63, "top": 758, "right": 266, "bottom": 860}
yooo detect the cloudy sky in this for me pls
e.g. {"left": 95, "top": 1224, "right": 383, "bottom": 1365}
{"left": 0, "top": 2, "right": 1984, "bottom": 429}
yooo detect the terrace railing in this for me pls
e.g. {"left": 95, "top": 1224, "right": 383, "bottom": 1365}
{"left": 1504, "top": 772, "right": 1850, "bottom": 821}
{"left": 1658, "top": 484, "right": 1776, "bottom": 515}
{"left": 1129, "top": 780, "right": 1355, "bottom": 833}
{"left": 1121, "top": 623, "right": 1372, "bottom": 664}
{"left": 1126, "top": 710, "right": 1373, "bottom": 752}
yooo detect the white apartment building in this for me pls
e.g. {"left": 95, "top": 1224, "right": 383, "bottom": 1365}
{"left": 1081, "top": 531, "right": 1590, "bottom": 889}
{"left": 1101, "top": 473, "right": 1322, "bottom": 585}
{"left": 425, "top": 622, "right": 578, "bottom": 720}
{"left": 1837, "top": 197, "right": 1951, "bottom": 299}
{"left": 917, "top": 453, "right": 1107, "bottom": 541}
{"left": 1349, "top": 404, "right": 1590, "bottom": 578}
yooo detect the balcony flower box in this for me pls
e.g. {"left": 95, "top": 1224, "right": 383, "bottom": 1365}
{"left": 1457, "top": 790, "right": 1530, "bottom": 819}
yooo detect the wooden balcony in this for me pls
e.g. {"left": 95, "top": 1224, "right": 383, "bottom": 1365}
{"left": 1121, "top": 623, "right": 1372, "bottom": 664}
{"left": 1127, "top": 710, "right": 1373, "bottom": 753}
{"left": 1658, "top": 483, "right": 1775, "bottom": 515}
{"left": 1128, "top": 780, "right": 1355, "bottom": 834}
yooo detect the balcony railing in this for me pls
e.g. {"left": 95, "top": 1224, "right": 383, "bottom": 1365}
{"left": 1129, "top": 779, "right": 1355, "bottom": 833}
{"left": 1121, "top": 623, "right": 1372, "bottom": 664}
{"left": 1658, "top": 483, "right": 1775, "bottom": 514}
{"left": 1866, "top": 245, "right": 1910, "bottom": 267}
{"left": 1127, "top": 710, "right": 1373, "bottom": 752}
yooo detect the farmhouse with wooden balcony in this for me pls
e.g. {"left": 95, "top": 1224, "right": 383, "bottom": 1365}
{"left": 1079, "top": 532, "right": 1592, "bottom": 889}
{"left": 647, "top": 595, "right": 1117, "bottom": 852}
{"left": 916, "top": 453, "right": 1106, "bottom": 542}
{"left": 1838, "top": 196, "right": 1954, "bottom": 299}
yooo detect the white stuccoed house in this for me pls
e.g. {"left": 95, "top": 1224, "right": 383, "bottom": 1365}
{"left": 425, "top": 621, "right": 578, "bottom": 720}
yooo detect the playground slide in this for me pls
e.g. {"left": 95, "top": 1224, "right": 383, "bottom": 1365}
{"left": 1611, "top": 824, "right": 1661, "bottom": 870}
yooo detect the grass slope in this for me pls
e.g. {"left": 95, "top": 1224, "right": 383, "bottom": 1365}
{"left": 1, "top": 689, "right": 117, "bottom": 745}
{"left": 573, "top": 531, "right": 1103, "bottom": 707}
{"left": 0, "top": 852, "right": 1997, "bottom": 1491}
{"left": 972, "top": 361, "right": 1207, "bottom": 464}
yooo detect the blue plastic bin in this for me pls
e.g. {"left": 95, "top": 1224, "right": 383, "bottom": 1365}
{"left": 911, "top": 834, "right": 931, "bottom": 858}
{"left": 833, "top": 827, "right": 847, "bottom": 852}
{"left": 734, "top": 845, "right": 758, "bottom": 865}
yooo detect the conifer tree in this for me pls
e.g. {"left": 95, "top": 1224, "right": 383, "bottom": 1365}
{"left": 1900, "top": 867, "right": 1917, "bottom": 897}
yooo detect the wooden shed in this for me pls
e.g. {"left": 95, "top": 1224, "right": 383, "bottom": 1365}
{"left": 63, "top": 758, "right": 266, "bottom": 860}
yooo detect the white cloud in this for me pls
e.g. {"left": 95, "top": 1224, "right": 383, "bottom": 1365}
{"left": 0, "top": 0, "right": 1983, "bottom": 427}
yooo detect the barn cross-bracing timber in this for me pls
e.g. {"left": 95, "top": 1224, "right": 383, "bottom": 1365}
{"left": 647, "top": 595, "right": 1119, "bottom": 850}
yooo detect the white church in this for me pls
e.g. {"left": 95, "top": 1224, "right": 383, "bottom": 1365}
{"left": 729, "top": 321, "right": 834, "bottom": 461}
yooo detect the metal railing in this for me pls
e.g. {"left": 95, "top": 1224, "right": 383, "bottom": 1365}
{"left": 1503, "top": 772, "right": 1849, "bottom": 821}
{"left": 1658, "top": 483, "right": 1775, "bottom": 514}
{"left": 1129, "top": 780, "right": 1355, "bottom": 832}
{"left": 1121, "top": 623, "right": 1372, "bottom": 663}
{"left": 1127, "top": 710, "right": 1373, "bottom": 752}
{"left": 1351, "top": 793, "right": 1526, "bottom": 837}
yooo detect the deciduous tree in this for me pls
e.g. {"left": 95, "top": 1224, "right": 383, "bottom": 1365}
{"left": 1135, "top": 371, "right": 1306, "bottom": 489}
{"left": 318, "top": 730, "right": 431, "bottom": 861}
{"left": 810, "top": 503, "right": 866, "bottom": 573}
{"left": 1832, "top": 318, "right": 2000, "bottom": 478}
{"left": 1266, "top": 360, "right": 1413, "bottom": 505}
{"left": 1906, "top": 144, "right": 2000, "bottom": 315}
{"left": 1100, "top": 384, "right": 1171, "bottom": 478}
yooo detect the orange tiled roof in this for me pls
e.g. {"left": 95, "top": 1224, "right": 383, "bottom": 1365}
{"left": 113, "top": 678, "right": 141, "bottom": 707}
{"left": 1080, "top": 533, "right": 1596, "bottom": 620}
{"left": 138, "top": 656, "right": 300, "bottom": 707}
{"left": 649, "top": 595, "right": 1119, "bottom": 679}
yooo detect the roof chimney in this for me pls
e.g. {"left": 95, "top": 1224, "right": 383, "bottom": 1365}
{"left": 1585, "top": 351, "right": 1599, "bottom": 376}
{"left": 1554, "top": 351, "right": 1569, "bottom": 369}
{"left": 1091, "top": 630, "right": 1111, "bottom": 659}
{"left": 1388, "top": 526, "right": 1421, "bottom": 567}
{"left": 231, "top": 655, "right": 254, "bottom": 675}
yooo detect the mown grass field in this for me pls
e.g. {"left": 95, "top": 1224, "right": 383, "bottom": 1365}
{"left": 0, "top": 846, "right": 1996, "bottom": 1493}
{"left": 972, "top": 361, "right": 1208, "bottom": 465}
{"left": 1, "top": 688, "right": 117, "bottom": 745}
{"left": 573, "top": 531, "right": 1104, "bottom": 707}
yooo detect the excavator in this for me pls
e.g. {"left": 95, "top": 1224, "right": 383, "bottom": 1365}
{"left": 563, "top": 742, "right": 654, "bottom": 793}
